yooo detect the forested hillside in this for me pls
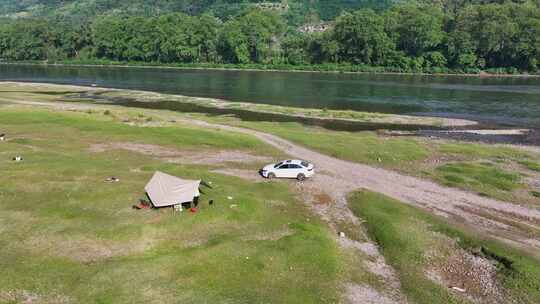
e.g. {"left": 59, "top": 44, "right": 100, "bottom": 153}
{"left": 1, "top": 0, "right": 540, "bottom": 74}
{"left": 0, "top": 0, "right": 396, "bottom": 22}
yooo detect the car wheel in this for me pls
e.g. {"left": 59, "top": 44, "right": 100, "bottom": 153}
{"left": 297, "top": 173, "right": 306, "bottom": 181}
{"left": 267, "top": 172, "right": 276, "bottom": 179}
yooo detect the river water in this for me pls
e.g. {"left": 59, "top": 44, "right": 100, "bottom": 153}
{"left": 1, "top": 64, "right": 540, "bottom": 127}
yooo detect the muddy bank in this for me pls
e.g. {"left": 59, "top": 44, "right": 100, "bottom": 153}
{"left": 0, "top": 82, "right": 478, "bottom": 131}
{"left": 3, "top": 81, "right": 538, "bottom": 146}
{"left": 119, "top": 98, "right": 539, "bottom": 146}
{"left": 382, "top": 128, "right": 540, "bottom": 146}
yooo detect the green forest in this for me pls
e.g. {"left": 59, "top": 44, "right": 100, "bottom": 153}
{"left": 1, "top": 0, "right": 540, "bottom": 74}
{"left": 0, "top": 0, "right": 395, "bottom": 23}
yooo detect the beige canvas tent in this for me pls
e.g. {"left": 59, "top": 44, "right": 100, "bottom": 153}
{"left": 145, "top": 171, "right": 201, "bottom": 208}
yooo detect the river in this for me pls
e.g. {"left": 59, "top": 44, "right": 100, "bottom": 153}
{"left": 1, "top": 64, "right": 540, "bottom": 127}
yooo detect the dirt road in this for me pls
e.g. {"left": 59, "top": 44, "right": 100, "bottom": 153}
{"left": 188, "top": 119, "right": 540, "bottom": 258}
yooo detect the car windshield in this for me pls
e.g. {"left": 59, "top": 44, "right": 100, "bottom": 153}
{"left": 301, "top": 161, "right": 309, "bottom": 167}
{"left": 274, "top": 162, "right": 283, "bottom": 168}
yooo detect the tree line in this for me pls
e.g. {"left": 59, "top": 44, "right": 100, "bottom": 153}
{"left": 1, "top": 1, "right": 540, "bottom": 73}
{"left": 0, "top": 0, "right": 393, "bottom": 24}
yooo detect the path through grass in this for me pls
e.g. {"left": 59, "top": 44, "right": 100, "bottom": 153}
{"left": 217, "top": 119, "right": 539, "bottom": 206}
{"left": 0, "top": 108, "right": 343, "bottom": 303}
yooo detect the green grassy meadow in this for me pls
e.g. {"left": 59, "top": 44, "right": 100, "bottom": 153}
{"left": 348, "top": 191, "right": 540, "bottom": 304}
{"left": 435, "top": 162, "right": 523, "bottom": 200}
{"left": 2, "top": 83, "right": 539, "bottom": 207}
{"left": 0, "top": 108, "right": 344, "bottom": 303}
{"left": 1, "top": 83, "right": 540, "bottom": 304}
{"left": 519, "top": 160, "right": 540, "bottom": 172}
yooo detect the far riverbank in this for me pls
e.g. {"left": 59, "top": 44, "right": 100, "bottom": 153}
{"left": 4, "top": 61, "right": 540, "bottom": 78}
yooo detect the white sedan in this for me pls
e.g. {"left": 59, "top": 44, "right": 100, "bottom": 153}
{"left": 260, "top": 160, "right": 315, "bottom": 181}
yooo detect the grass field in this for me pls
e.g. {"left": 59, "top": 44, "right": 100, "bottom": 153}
{"left": 519, "top": 160, "right": 540, "bottom": 172}
{"left": 236, "top": 121, "right": 432, "bottom": 166}
{"left": 0, "top": 108, "right": 345, "bottom": 303}
{"left": 1, "top": 82, "right": 539, "bottom": 206}
{"left": 348, "top": 191, "right": 540, "bottom": 304}
{"left": 1, "top": 83, "right": 540, "bottom": 304}
{"left": 434, "top": 162, "right": 523, "bottom": 200}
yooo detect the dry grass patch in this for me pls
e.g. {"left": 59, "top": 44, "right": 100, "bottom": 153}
{"left": 89, "top": 142, "right": 272, "bottom": 166}
{"left": 0, "top": 289, "right": 72, "bottom": 304}
{"left": 424, "top": 231, "right": 507, "bottom": 303}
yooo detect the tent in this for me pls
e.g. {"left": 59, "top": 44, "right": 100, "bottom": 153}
{"left": 145, "top": 171, "right": 201, "bottom": 208}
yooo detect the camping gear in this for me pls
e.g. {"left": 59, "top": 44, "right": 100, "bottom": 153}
{"left": 133, "top": 199, "right": 151, "bottom": 210}
{"left": 133, "top": 203, "right": 151, "bottom": 210}
{"left": 13, "top": 156, "right": 22, "bottom": 162}
{"left": 145, "top": 171, "right": 201, "bottom": 208}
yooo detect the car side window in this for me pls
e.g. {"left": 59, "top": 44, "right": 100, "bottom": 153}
{"left": 290, "top": 164, "right": 302, "bottom": 169}
{"left": 279, "top": 164, "right": 289, "bottom": 169}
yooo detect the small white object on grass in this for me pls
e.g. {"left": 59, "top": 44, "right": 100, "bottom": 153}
{"left": 227, "top": 196, "right": 233, "bottom": 200}
{"left": 339, "top": 232, "right": 346, "bottom": 238}
{"left": 174, "top": 205, "right": 183, "bottom": 212}
{"left": 229, "top": 204, "right": 238, "bottom": 208}
{"left": 451, "top": 287, "right": 466, "bottom": 293}
{"left": 13, "top": 156, "right": 23, "bottom": 162}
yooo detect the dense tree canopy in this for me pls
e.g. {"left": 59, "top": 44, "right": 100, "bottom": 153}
{"left": 219, "top": 9, "right": 285, "bottom": 63}
{"left": 1, "top": 1, "right": 540, "bottom": 73}
{"left": 0, "top": 0, "right": 394, "bottom": 23}
{"left": 333, "top": 9, "right": 394, "bottom": 65}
